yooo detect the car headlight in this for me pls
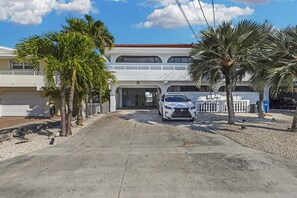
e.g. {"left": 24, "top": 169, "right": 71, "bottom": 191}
{"left": 164, "top": 105, "right": 172, "bottom": 110}
{"left": 190, "top": 106, "right": 196, "bottom": 110}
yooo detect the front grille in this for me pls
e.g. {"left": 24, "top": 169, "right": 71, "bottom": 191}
{"left": 172, "top": 108, "right": 191, "bottom": 118}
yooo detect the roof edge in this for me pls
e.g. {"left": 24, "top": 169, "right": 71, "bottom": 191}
{"left": 113, "top": 44, "right": 193, "bottom": 48}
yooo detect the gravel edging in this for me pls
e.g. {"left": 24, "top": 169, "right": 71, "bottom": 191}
{"left": 0, "top": 114, "right": 106, "bottom": 161}
{"left": 209, "top": 112, "right": 297, "bottom": 160}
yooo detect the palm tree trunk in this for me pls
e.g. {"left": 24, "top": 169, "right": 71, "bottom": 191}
{"left": 291, "top": 108, "right": 297, "bottom": 132}
{"left": 99, "top": 91, "right": 103, "bottom": 113}
{"left": 225, "top": 74, "right": 235, "bottom": 124}
{"left": 76, "top": 100, "right": 83, "bottom": 126}
{"left": 67, "top": 69, "right": 76, "bottom": 135}
{"left": 60, "top": 85, "right": 67, "bottom": 136}
{"left": 89, "top": 96, "right": 93, "bottom": 116}
{"left": 85, "top": 94, "right": 89, "bottom": 118}
{"left": 258, "top": 91, "right": 265, "bottom": 119}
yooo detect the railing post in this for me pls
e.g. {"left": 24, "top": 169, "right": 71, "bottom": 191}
{"left": 12, "top": 71, "right": 15, "bottom": 85}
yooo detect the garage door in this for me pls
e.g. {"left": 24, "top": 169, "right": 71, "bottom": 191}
{"left": 1, "top": 92, "right": 45, "bottom": 117}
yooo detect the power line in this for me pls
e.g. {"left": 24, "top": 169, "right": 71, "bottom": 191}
{"left": 211, "top": 0, "right": 216, "bottom": 27}
{"left": 197, "top": 0, "right": 210, "bottom": 28}
{"left": 191, "top": 1, "right": 203, "bottom": 26}
{"left": 175, "top": 0, "right": 199, "bottom": 41}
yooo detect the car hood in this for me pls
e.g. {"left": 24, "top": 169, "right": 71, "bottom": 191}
{"left": 164, "top": 101, "right": 194, "bottom": 108}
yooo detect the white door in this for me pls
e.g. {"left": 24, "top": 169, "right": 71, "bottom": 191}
{"left": 1, "top": 92, "right": 45, "bottom": 116}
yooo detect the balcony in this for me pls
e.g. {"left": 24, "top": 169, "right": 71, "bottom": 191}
{"left": 0, "top": 70, "right": 45, "bottom": 87}
{"left": 108, "top": 64, "right": 192, "bottom": 81}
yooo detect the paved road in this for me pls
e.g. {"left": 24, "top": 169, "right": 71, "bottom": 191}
{"left": 0, "top": 110, "right": 297, "bottom": 198}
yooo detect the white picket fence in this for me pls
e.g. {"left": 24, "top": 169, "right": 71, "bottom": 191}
{"left": 196, "top": 100, "right": 250, "bottom": 113}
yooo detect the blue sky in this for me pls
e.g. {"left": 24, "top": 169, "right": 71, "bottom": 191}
{"left": 0, "top": 0, "right": 296, "bottom": 48}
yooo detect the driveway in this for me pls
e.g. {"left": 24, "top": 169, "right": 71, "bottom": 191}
{"left": 0, "top": 110, "right": 297, "bottom": 198}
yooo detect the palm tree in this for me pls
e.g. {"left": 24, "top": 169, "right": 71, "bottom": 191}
{"left": 248, "top": 22, "right": 273, "bottom": 119}
{"left": 249, "top": 66, "right": 269, "bottom": 119}
{"left": 265, "top": 26, "right": 297, "bottom": 131}
{"left": 15, "top": 32, "right": 94, "bottom": 136}
{"left": 63, "top": 14, "right": 115, "bottom": 113}
{"left": 190, "top": 20, "right": 265, "bottom": 124}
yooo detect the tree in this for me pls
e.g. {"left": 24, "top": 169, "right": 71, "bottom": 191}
{"left": 248, "top": 22, "right": 274, "bottom": 119}
{"left": 189, "top": 20, "right": 265, "bottom": 124}
{"left": 15, "top": 32, "right": 94, "bottom": 136}
{"left": 63, "top": 14, "right": 115, "bottom": 113}
{"left": 264, "top": 26, "right": 297, "bottom": 131}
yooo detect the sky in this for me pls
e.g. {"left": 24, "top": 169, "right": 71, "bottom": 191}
{"left": 0, "top": 0, "right": 297, "bottom": 48}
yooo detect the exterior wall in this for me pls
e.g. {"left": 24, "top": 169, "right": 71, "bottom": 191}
{"left": 0, "top": 59, "right": 11, "bottom": 70}
{"left": 0, "top": 88, "right": 51, "bottom": 117}
{"left": 106, "top": 46, "right": 270, "bottom": 112}
{"left": 0, "top": 47, "right": 51, "bottom": 117}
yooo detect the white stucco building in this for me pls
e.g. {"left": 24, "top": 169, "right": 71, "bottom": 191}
{"left": 105, "top": 44, "right": 270, "bottom": 112}
{"left": 0, "top": 43, "right": 270, "bottom": 117}
{"left": 0, "top": 46, "right": 51, "bottom": 117}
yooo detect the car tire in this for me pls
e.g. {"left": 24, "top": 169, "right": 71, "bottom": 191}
{"left": 162, "top": 117, "right": 167, "bottom": 122}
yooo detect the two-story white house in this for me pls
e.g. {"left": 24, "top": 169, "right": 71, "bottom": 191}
{"left": 0, "top": 46, "right": 51, "bottom": 117}
{"left": 105, "top": 44, "right": 270, "bottom": 112}
{"left": 0, "top": 43, "right": 270, "bottom": 117}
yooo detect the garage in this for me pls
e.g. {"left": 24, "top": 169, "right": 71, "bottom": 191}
{"left": 1, "top": 92, "right": 45, "bottom": 117}
{"left": 121, "top": 88, "right": 160, "bottom": 108}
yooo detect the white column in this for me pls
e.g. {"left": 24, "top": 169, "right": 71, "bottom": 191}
{"left": 110, "top": 85, "right": 117, "bottom": 112}
{"left": 119, "top": 88, "right": 123, "bottom": 108}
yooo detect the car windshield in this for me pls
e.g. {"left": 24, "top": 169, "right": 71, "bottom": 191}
{"left": 165, "top": 95, "right": 189, "bottom": 102}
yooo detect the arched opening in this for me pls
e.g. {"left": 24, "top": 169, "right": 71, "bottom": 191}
{"left": 116, "top": 56, "right": 162, "bottom": 63}
{"left": 218, "top": 86, "right": 254, "bottom": 92}
{"left": 116, "top": 86, "right": 161, "bottom": 109}
{"left": 167, "top": 85, "right": 212, "bottom": 92}
{"left": 167, "top": 56, "right": 193, "bottom": 63}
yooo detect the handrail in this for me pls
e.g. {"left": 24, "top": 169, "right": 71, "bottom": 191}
{"left": 108, "top": 64, "right": 188, "bottom": 71}
{"left": 0, "top": 70, "right": 43, "bottom": 75}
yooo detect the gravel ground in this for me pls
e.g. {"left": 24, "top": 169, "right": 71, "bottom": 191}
{"left": 196, "top": 110, "right": 297, "bottom": 160}
{"left": 0, "top": 114, "right": 106, "bottom": 161}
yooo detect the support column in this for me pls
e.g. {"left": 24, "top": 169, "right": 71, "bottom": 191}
{"left": 110, "top": 86, "right": 116, "bottom": 112}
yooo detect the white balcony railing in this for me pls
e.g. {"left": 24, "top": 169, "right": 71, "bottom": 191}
{"left": 0, "top": 70, "right": 45, "bottom": 87}
{"left": 108, "top": 64, "right": 192, "bottom": 81}
{"left": 196, "top": 100, "right": 250, "bottom": 113}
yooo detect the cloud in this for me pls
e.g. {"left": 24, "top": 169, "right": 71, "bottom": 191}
{"left": 235, "top": 0, "right": 269, "bottom": 4}
{"left": 105, "top": 0, "right": 127, "bottom": 2}
{"left": 138, "top": 0, "right": 187, "bottom": 8}
{"left": 135, "top": 0, "right": 254, "bottom": 29}
{"left": 0, "top": 0, "right": 94, "bottom": 25}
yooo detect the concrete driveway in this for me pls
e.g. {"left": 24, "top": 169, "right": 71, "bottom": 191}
{"left": 0, "top": 110, "right": 297, "bottom": 198}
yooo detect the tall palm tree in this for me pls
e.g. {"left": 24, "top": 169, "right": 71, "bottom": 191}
{"left": 247, "top": 22, "right": 273, "bottom": 119}
{"left": 63, "top": 33, "right": 95, "bottom": 135}
{"left": 190, "top": 20, "right": 265, "bottom": 124}
{"left": 15, "top": 32, "right": 94, "bottom": 136}
{"left": 63, "top": 15, "right": 115, "bottom": 113}
{"left": 265, "top": 26, "right": 297, "bottom": 131}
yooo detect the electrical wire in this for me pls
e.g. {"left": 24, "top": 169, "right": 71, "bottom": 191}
{"left": 191, "top": 1, "right": 203, "bottom": 25}
{"left": 175, "top": 0, "right": 199, "bottom": 41}
{"left": 197, "top": 0, "right": 210, "bottom": 28}
{"left": 211, "top": 0, "right": 216, "bottom": 27}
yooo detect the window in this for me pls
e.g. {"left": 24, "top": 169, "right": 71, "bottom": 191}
{"left": 167, "top": 86, "right": 212, "bottom": 92}
{"left": 116, "top": 56, "right": 162, "bottom": 63}
{"left": 167, "top": 56, "right": 193, "bottom": 63}
{"left": 218, "top": 86, "right": 254, "bottom": 92}
{"left": 11, "top": 61, "right": 34, "bottom": 70}
{"left": 165, "top": 95, "right": 189, "bottom": 102}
